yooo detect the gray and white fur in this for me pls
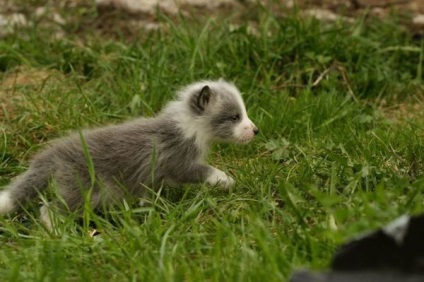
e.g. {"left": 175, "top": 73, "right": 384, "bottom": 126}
{"left": 0, "top": 80, "right": 258, "bottom": 228}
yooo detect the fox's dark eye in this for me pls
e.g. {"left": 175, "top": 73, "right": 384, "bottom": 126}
{"left": 230, "top": 114, "right": 240, "bottom": 121}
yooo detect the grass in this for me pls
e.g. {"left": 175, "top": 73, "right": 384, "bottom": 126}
{"left": 0, "top": 3, "right": 424, "bottom": 281}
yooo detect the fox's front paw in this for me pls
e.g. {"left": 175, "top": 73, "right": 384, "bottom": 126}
{"left": 206, "top": 168, "right": 235, "bottom": 189}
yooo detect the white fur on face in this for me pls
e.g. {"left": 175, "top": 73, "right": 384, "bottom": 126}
{"left": 224, "top": 83, "right": 257, "bottom": 144}
{"left": 233, "top": 116, "right": 257, "bottom": 144}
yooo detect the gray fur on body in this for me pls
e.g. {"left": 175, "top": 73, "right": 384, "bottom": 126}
{"left": 0, "top": 80, "right": 258, "bottom": 225}
{"left": 10, "top": 117, "right": 211, "bottom": 211}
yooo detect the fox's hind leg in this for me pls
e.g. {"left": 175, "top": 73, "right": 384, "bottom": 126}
{"left": 38, "top": 168, "right": 90, "bottom": 231}
{"left": 40, "top": 204, "right": 55, "bottom": 231}
{"left": 39, "top": 200, "right": 76, "bottom": 232}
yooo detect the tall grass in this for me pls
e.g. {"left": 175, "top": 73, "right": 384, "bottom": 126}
{"left": 0, "top": 4, "right": 423, "bottom": 281}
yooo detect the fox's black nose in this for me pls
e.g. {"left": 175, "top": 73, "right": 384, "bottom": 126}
{"left": 253, "top": 127, "right": 259, "bottom": 135}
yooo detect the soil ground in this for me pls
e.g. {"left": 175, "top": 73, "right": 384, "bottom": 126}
{"left": 1, "top": 1, "right": 424, "bottom": 39}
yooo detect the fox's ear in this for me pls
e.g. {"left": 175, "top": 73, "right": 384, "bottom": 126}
{"left": 191, "top": 85, "right": 214, "bottom": 114}
{"left": 197, "top": 85, "right": 211, "bottom": 109}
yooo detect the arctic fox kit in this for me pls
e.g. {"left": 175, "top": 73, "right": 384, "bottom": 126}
{"left": 0, "top": 80, "right": 258, "bottom": 228}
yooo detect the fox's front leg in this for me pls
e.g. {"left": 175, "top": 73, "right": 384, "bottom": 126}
{"left": 205, "top": 166, "right": 234, "bottom": 189}
{"left": 167, "top": 164, "right": 234, "bottom": 189}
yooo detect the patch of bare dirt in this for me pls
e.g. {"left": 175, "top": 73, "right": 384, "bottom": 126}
{"left": 296, "top": 0, "right": 424, "bottom": 36}
{"left": 379, "top": 94, "right": 424, "bottom": 123}
{"left": 2, "top": 68, "right": 61, "bottom": 88}
{"left": 0, "top": 67, "right": 65, "bottom": 120}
